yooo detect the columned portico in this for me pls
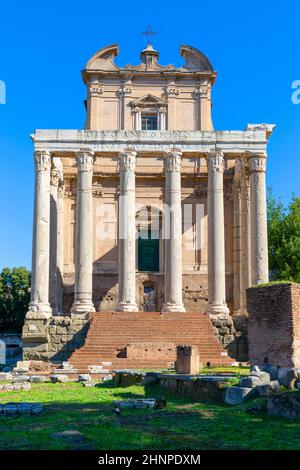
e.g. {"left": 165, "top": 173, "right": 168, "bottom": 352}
{"left": 248, "top": 153, "right": 269, "bottom": 285}
{"left": 206, "top": 150, "right": 229, "bottom": 315}
{"left": 116, "top": 150, "right": 138, "bottom": 312}
{"left": 71, "top": 150, "right": 95, "bottom": 316}
{"left": 162, "top": 149, "right": 186, "bottom": 313}
{"left": 27, "top": 151, "right": 52, "bottom": 319}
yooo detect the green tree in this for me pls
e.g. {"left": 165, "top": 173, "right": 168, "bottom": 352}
{"left": 0, "top": 267, "right": 31, "bottom": 332}
{"left": 268, "top": 189, "right": 300, "bottom": 282}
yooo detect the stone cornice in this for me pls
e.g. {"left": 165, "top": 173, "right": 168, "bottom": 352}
{"left": 32, "top": 128, "right": 272, "bottom": 155}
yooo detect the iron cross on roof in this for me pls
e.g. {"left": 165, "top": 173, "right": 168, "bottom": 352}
{"left": 142, "top": 26, "right": 157, "bottom": 46}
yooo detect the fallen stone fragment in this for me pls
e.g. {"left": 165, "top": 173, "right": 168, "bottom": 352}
{"left": 50, "top": 375, "right": 69, "bottom": 383}
{"left": 239, "top": 375, "right": 270, "bottom": 388}
{"left": 255, "top": 365, "right": 278, "bottom": 381}
{"left": 255, "top": 380, "right": 280, "bottom": 397}
{"left": 224, "top": 386, "right": 255, "bottom": 405}
{"left": 0, "top": 402, "right": 42, "bottom": 415}
{"left": 30, "top": 375, "right": 46, "bottom": 383}
{"left": 78, "top": 374, "right": 91, "bottom": 382}
{"left": 113, "top": 398, "right": 156, "bottom": 409}
{"left": 277, "top": 367, "right": 295, "bottom": 387}
{"left": 249, "top": 370, "right": 270, "bottom": 381}
{"left": 82, "top": 382, "right": 96, "bottom": 387}
{"left": 12, "top": 375, "right": 30, "bottom": 383}
{"left": 14, "top": 361, "right": 30, "bottom": 373}
{"left": 0, "top": 373, "right": 13, "bottom": 381}
{"left": 267, "top": 391, "right": 300, "bottom": 419}
{"left": 102, "top": 375, "right": 113, "bottom": 381}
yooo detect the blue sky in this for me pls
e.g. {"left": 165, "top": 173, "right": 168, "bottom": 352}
{"left": 0, "top": 0, "right": 299, "bottom": 269}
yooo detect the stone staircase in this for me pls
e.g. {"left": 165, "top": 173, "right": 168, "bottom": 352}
{"left": 68, "top": 311, "right": 234, "bottom": 373}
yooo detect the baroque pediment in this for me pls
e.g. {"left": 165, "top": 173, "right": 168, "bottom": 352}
{"left": 130, "top": 94, "right": 166, "bottom": 108}
{"left": 84, "top": 44, "right": 215, "bottom": 74}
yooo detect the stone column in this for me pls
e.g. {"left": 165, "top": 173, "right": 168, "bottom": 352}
{"left": 56, "top": 182, "right": 65, "bottom": 314}
{"left": 27, "top": 151, "right": 52, "bottom": 319}
{"left": 49, "top": 158, "right": 63, "bottom": 315}
{"left": 158, "top": 107, "right": 167, "bottom": 130}
{"left": 206, "top": 150, "right": 229, "bottom": 315}
{"left": 249, "top": 153, "right": 269, "bottom": 285}
{"left": 116, "top": 150, "right": 138, "bottom": 312}
{"left": 71, "top": 150, "right": 95, "bottom": 316}
{"left": 233, "top": 160, "right": 242, "bottom": 314}
{"left": 240, "top": 160, "right": 252, "bottom": 311}
{"left": 133, "top": 107, "right": 141, "bottom": 130}
{"left": 162, "top": 149, "right": 186, "bottom": 313}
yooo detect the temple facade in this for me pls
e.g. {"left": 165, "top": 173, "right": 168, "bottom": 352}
{"left": 23, "top": 43, "right": 275, "bottom": 365}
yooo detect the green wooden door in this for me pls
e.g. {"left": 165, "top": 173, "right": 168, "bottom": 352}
{"left": 138, "top": 237, "right": 159, "bottom": 272}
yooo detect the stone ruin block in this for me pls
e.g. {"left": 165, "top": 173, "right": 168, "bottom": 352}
{"left": 175, "top": 345, "right": 200, "bottom": 375}
{"left": 247, "top": 283, "right": 300, "bottom": 368}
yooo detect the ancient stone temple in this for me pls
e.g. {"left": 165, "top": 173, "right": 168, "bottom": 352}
{"left": 22, "top": 43, "right": 275, "bottom": 371}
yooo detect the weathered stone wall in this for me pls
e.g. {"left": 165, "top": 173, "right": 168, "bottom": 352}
{"left": 247, "top": 283, "right": 300, "bottom": 367}
{"left": 61, "top": 272, "right": 234, "bottom": 314}
{"left": 22, "top": 316, "right": 89, "bottom": 363}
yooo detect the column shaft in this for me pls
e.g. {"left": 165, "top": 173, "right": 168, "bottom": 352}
{"left": 233, "top": 161, "right": 242, "bottom": 314}
{"left": 27, "top": 151, "right": 52, "bottom": 319}
{"left": 206, "top": 151, "right": 229, "bottom": 315}
{"left": 240, "top": 161, "right": 252, "bottom": 310}
{"left": 116, "top": 150, "right": 138, "bottom": 312}
{"left": 71, "top": 150, "right": 95, "bottom": 316}
{"left": 49, "top": 158, "right": 63, "bottom": 315}
{"left": 162, "top": 150, "right": 185, "bottom": 313}
{"left": 249, "top": 154, "right": 269, "bottom": 285}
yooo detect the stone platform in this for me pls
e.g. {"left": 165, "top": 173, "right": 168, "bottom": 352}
{"left": 67, "top": 311, "right": 234, "bottom": 373}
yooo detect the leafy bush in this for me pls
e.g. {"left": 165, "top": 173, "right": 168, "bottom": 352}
{"left": 0, "top": 267, "right": 30, "bottom": 332}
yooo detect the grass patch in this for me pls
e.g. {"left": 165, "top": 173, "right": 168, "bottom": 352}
{"left": 249, "top": 280, "right": 293, "bottom": 288}
{"left": 0, "top": 379, "right": 300, "bottom": 450}
{"left": 200, "top": 366, "right": 250, "bottom": 376}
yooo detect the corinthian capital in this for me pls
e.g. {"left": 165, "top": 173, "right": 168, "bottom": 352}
{"left": 248, "top": 153, "right": 267, "bottom": 173}
{"left": 76, "top": 150, "right": 95, "bottom": 172}
{"left": 165, "top": 149, "right": 182, "bottom": 172}
{"left": 206, "top": 150, "right": 225, "bottom": 173}
{"left": 119, "top": 150, "right": 137, "bottom": 172}
{"left": 34, "top": 151, "right": 51, "bottom": 172}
